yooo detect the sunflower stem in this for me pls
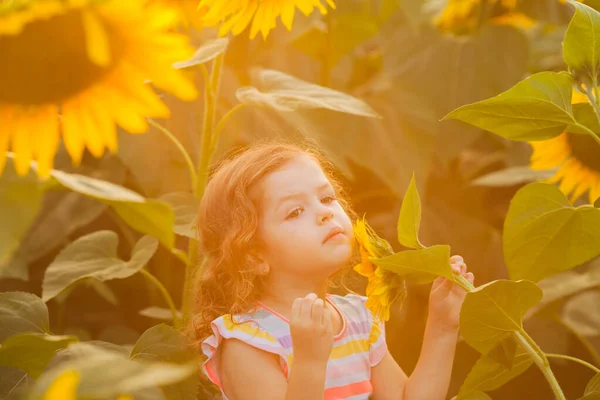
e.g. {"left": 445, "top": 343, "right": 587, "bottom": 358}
{"left": 210, "top": 103, "right": 247, "bottom": 154}
{"left": 148, "top": 119, "right": 197, "bottom": 190}
{"left": 583, "top": 85, "right": 600, "bottom": 146}
{"left": 452, "top": 272, "right": 475, "bottom": 292}
{"left": 139, "top": 268, "right": 181, "bottom": 328}
{"left": 545, "top": 353, "right": 600, "bottom": 374}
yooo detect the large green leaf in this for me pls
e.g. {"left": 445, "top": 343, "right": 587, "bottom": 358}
{"left": 443, "top": 72, "right": 597, "bottom": 141}
{"left": 458, "top": 339, "right": 533, "bottom": 397}
{"left": 173, "top": 38, "right": 228, "bottom": 69}
{"left": 397, "top": 173, "right": 424, "bottom": 250}
{"left": 562, "top": 290, "right": 600, "bottom": 336}
{"left": 236, "top": 69, "right": 381, "bottom": 118}
{"left": 470, "top": 167, "right": 554, "bottom": 187}
{"left": 131, "top": 325, "right": 199, "bottom": 400}
{"left": 31, "top": 343, "right": 196, "bottom": 400}
{"left": 372, "top": 245, "right": 452, "bottom": 284}
{"left": 460, "top": 280, "right": 542, "bottom": 356}
{"left": 563, "top": 1, "right": 600, "bottom": 86}
{"left": 0, "top": 333, "right": 77, "bottom": 379}
{"left": 42, "top": 231, "right": 158, "bottom": 302}
{"left": 0, "top": 292, "right": 49, "bottom": 342}
{"left": 50, "top": 170, "right": 175, "bottom": 249}
{"left": 160, "top": 192, "right": 198, "bottom": 239}
{"left": 580, "top": 373, "right": 600, "bottom": 400}
{"left": 0, "top": 164, "right": 44, "bottom": 277}
{"left": 504, "top": 183, "right": 600, "bottom": 282}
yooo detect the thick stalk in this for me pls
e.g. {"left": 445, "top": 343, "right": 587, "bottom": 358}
{"left": 545, "top": 353, "right": 600, "bottom": 374}
{"left": 182, "top": 239, "right": 199, "bottom": 327}
{"left": 148, "top": 119, "right": 197, "bottom": 189}
{"left": 139, "top": 268, "right": 181, "bottom": 328}
{"left": 210, "top": 103, "right": 247, "bottom": 153}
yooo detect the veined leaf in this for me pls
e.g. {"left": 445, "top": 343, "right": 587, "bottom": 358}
{"left": 443, "top": 72, "right": 595, "bottom": 141}
{"left": 372, "top": 245, "right": 452, "bottom": 284}
{"left": 397, "top": 173, "right": 425, "bottom": 249}
{"left": 0, "top": 292, "right": 49, "bottom": 342}
{"left": 139, "top": 307, "right": 183, "bottom": 322}
{"left": 562, "top": 290, "right": 600, "bottom": 336}
{"left": 173, "top": 38, "right": 228, "bottom": 69}
{"left": 470, "top": 166, "right": 554, "bottom": 187}
{"left": 42, "top": 232, "right": 158, "bottom": 302}
{"left": 504, "top": 183, "right": 600, "bottom": 282}
{"left": 236, "top": 69, "right": 381, "bottom": 118}
{"left": 0, "top": 333, "right": 77, "bottom": 379}
{"left": 460, "top": 280, "right": 542, "bottom": 357}
{"left": 564, "top": 1, "right": 600, "bottom": 86}
{"left": 159, "top": 192, "right": 198, "bottom": 239}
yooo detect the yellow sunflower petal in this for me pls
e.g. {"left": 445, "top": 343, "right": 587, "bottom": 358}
{"left": 11, "top": 110, "right": 34, "bottom": 176}
{"left": 32, "top": 105, "right": 60, "bottom": 178}
{"left": 231, "top": 1, "right": 258, "bottom": 35}
{"left": 43, "top": 369, "right": 79, "bottom": 400}
{"left": 82, "top": 10, "right": 111, "bottom": 67}
{"left": 61, "top": 100, "right": 87, "bottom": 166}
{"left": 280, "top": 2, "right": 295, "bottom": 30}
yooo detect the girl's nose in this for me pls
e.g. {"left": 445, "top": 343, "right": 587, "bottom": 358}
{"left": 319, "top": 209, "right": 334, "bottom": 224}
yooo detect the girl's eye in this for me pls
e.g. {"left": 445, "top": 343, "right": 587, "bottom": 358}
{"left": 321, "top": 196, "right": 336, "bottom": 204}
{"left": 286, "top": 208, "right": 302, "bottom": 219}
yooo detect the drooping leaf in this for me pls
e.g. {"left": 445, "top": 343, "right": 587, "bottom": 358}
{"left": 563, "top": 1, "right": 600, "bottom": 86}
{"left": 0, "top": 164, "right": 44, "bottom": 277}
{"left": 131, "top": 325, "right": 199, "bottom": 400}
{"left": 470, "top": 166, "right": 555, "bottom": 187}
{"left": 236, "top": 69, "right": 380, "bottom": 118}
{"left": 139, "top": 307, "right": 183, "bottom": 322}
{"left": 504, "top": 183, "right": 600, "bottom": 282}
{"left": 579, "top": 373, "right": 600, "bottom": 399}
{"left": 0, "top": 292, "right": 49, "bottom": 342}
{"left": 42, "top": 232, "right": 158, "bottom": 302}
{"left": 173, "top": 38, "right": 228, "bottom": 69}
{"left": 460, "top": 280, "right": 542, "bottom": 356}
{"left": 397, "top": 173, "right": 424, "bottom": 250}
{"left": 372, "top": 245, "right": 452, "bottom": 284}
{"left": 562, "top": 290, "right": 600, "bottom": 336}
{"left": 159, "top": 192, "right": 198, "bottom": 239}
{"left": 31, "top": 343, "right": 195, "bottom": 400}
{"left": 458, "top": 338, "right": 533, "bottom": 397}
{"left": 443, "top": 72, "right": 596, "bottom": 141}
{"left": 0, "top": 366, "right": 32, "bottom": 399}
{"left": 50, "top": 170, "right": 175, "bottom": 249}
{"left": 0, "top": 333, "right": 77, "bottom": 378}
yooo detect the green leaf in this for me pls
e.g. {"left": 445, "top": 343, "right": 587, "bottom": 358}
{"left": 50, "top": 170, "right": 175, "bottom": 249}
{"left": 584, "top": 373, "right": 600, "bottom": 396}
{"left": 562, "top": 290, "right": 600, "bottom": 336}
{"left": 563, "top": 1, "right": 600, "bottom": 86}
{"left": 458, "top": 339, "right": 533, "bottom": 397}
{"left": 504, "top": 183, "right": 600, "bottom": 282}
{"left": 460, "top": 280, "right": 542, "bottom": 356}
{"left": 31, "top": 343, "right": 196, "bottom": 400}
{"left": 397, "top": 173, "right": 424, "bottom": 249}
{"left": 139, "top": 307, "right": 183, "bottom": 322}
{"left": 0, "top": 164, "right": 44, "bottom": 276}
{"left": 42, "top": 231, "right": 158, "bottom": 302}
{"left": 372, "top": 245, "right": 452, "bottom": 284}
{"left": 159, "top": 192, "right": 198, "bottom": 239}
{"left": 470, "top": 167, "right": 555, "bottom": 187}
{"left": 0, "top": 366, "right": 31, "bottom": 399}
{"left": 443, "top": 72, "right": 595, "bottom": 141}
{"left": 173, "top": 38, "right": 228, "bottom": 69}
{"left": 131, "top": 325, "right": 199, "bottom": 400}
{"left": 237, "top": 69, "right": 381, "bottom": 118}
{"left": 0, "top": 292, "right": 49, "bottom": 342}
{"left": 0, "top": 333, "right": 77, "bottom": 378}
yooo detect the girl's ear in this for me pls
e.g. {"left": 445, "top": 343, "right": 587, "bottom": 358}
{"left": 248, "top": 250, "right": 269, "bottom": 275}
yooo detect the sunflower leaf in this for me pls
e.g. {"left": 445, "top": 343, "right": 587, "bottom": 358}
{"left": 460, "top": 280, "right": 542, "bottom": 357}
{"left": 457, "top": 338, "right": 533, "bottom": 397}
{"left": 397, "top": 172, "right": 425, "bottom": 249}
{"left": 372, "top": 244, "right": 452, "bottom": 284}
{"left": 173, "top": 38, "right": 228, "bottom": 69}
{"left": 237, "top": 69, "right": 381, "bottom": 118}
{"left": 455, "top": 391, "right": 493, "bottom": 400}
{"left": 443, "top": 71, "right": 596, "bottom": 141}
{"left": 584, "top": 373, "right": 600, "bottom": 395}
{"left": 504, "top": 183, "right": 600, "bottom": 282}
{"left": 159, "top": 192, "right": 198, "bottom": 239}
{"left": 562, "top": 290, "right": 600, "bottom": 336}
{"left": 42, "top": 231, "right": 158, "bottom": 302}
{"left": 470, "top": 166, "right": 554, "bottom": 187}
{"left": 564, "top": 1, "right": 600, "bottom": 86}
{"left": 0, "top": 292, "right": 49, "bottom": 342}
{"left": 0, "top": 333, "right": 77, "bottom": 379}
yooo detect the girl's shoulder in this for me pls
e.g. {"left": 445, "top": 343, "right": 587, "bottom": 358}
{"left": 327, "top": 293, "right": 370, "bottom": 320}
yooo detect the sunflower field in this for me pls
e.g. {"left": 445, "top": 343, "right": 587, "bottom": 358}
{"left": 2, "top": 0, "right": 600, "bottom": 398}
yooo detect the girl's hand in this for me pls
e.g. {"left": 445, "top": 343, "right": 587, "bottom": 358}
{"left": 428, "top": 255, "right": 474, "bottom": 333}
{"left": 290, "top": 293, "right": 333, "bottom": 365}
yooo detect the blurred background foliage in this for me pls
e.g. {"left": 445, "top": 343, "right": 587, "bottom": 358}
{"left": 2, "top": 0, "right": 600, "bottom": 398}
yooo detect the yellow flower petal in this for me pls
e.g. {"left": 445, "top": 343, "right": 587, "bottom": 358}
{"left": 82, "top": 10, "right": 111, "bottom": 67}
{"left": 43, "top": 370, "right": 80, "bottom": 400}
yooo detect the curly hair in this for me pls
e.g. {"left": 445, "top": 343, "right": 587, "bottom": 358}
{"left": 184, "top": 139, "right": 358, "bottom": 351}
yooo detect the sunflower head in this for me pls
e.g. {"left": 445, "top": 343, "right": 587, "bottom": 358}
{"left": 435, "top": 0, "right": 520, "bottom": 32}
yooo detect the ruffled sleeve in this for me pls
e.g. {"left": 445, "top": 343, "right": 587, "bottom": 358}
{"left": 201, "top": 314, "right": 290, "bottom": 391}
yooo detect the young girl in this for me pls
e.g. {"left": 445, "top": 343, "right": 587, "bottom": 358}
{"left": 186, "top": 141, "right": 474, "bottom": 400}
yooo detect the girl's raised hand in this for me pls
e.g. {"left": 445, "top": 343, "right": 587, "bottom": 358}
{"left": 290, "top": 293, "right": 334, "bottom": 365}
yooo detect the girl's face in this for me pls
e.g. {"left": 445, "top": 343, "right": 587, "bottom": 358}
{"left": 253, "top": 154, "right": 354, "bottom": 279}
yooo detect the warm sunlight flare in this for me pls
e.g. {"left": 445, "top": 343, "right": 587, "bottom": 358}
{"left": 0, "top": 0, "right": 198, "bottom": 177}
{"left": 353, "top": 217, "right": 406, "bottom": 322}
{"left": 197, "top": 0, "right": 336, "bottom": 39}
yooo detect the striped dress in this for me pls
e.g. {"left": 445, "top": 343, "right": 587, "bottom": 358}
{"left": 201, "top": 294, "right": 387, "bottom": 400}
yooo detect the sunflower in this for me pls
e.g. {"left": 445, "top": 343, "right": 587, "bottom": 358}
{"left": 197, "top": 0, "right": 336, "bottom": 39}
{"left": 353, "top": 217, "right": 406, "bottom": 322}
{"left": 0, "top": 0, "right": 198, "bottom": 178}
{"left": 530, "top": 91, "right": 600, "bottom": 203}
{"left": 435, "top": 0, "right": 518, "bottom": 31}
